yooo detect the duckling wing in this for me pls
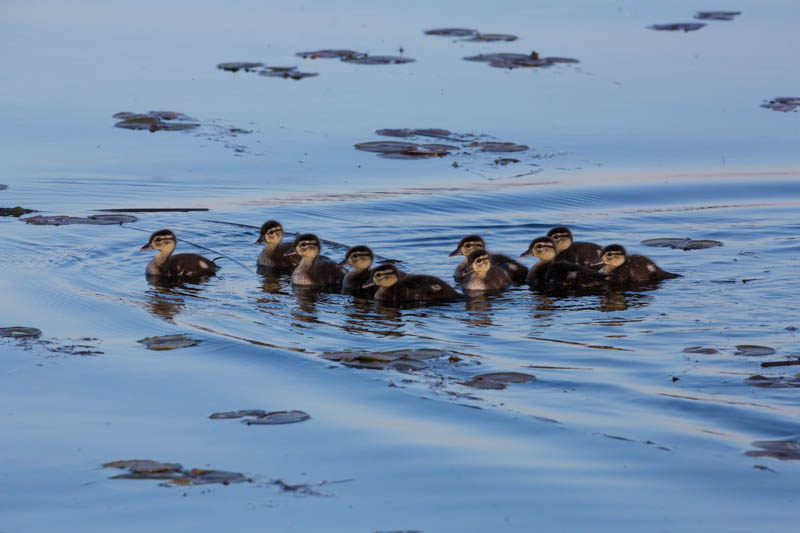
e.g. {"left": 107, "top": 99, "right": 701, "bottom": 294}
{"left": 486, "top": 266, "right": 512, "bottom": 290}
{"left": 490, "top": 253, "right": 529, "bottom": 284}
{"left": 556, "top": 242, "right": 602, "bottom": 267}
{"left": 167, "top": 253, "right": 218, "bottom": 277}
{"left": 398, "top": 275, "right": 459, "bottom": 301}
{"left": 318, "top": 258, "right": 346, "bottom": 289}
{"left": 628, "top": 255, "right": 681, "bottom": 282}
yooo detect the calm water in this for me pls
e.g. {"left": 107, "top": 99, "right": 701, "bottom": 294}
{"left": 2, "top": 1, "right": 800, "bottom": 532}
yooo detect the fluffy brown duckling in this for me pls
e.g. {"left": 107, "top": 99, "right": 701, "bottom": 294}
{"left": 363, "top": 263, "right": 459, "bottom": 305}
{"left": 546, "top": 226, "right": 602, "bottom": 267}
{"left": 286, "top": 233, "right": 345, "bottom": 289}
{"left": 339, "top": 245, "right": 376, "bottom": 294}
{"left": 595, "top": 244, "right": 681, "bottom": 283}
{"left": 462, "top": 249, "right": 512, "bottom": 291}
{"left": 255, "top": 220, "right": 300, "bottom": 270}
{"left": 449, "top": 234, "right": 528, "bottom": 284}
{"left": 520, "top": 236, "right": 606, "bottom": 290}
{"left": 140, "top": 229, "right": 219, "bottom": 278}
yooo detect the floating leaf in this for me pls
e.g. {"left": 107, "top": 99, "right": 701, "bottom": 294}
{"left": 259, "top": 66, "right": 318, "bottom": 80}
{"left": 342, "top": 55, "right": 415, "bottom": 65}
{"left": 296, "top": 49, "right": 363, "bottom": 59}
{"left": 734, "top": 345, "right": 776, "bottom": 357}
{"left": 104, "top": 459, "right": 250, "bottom": 485}
{"left": 21, "top": 214, "right": 136, "bottom": 226}
{"left": 463, "top": 33, "right": 518, "bottom": 42}
{"left": 88, "top": 214, "right": 138, "bottom": 224}
{"left": 494, "top": 158, "right": 520, "bottom": 165}
{"left": 746, "top": 440, "right": 800, "bottom": 461}
{"left": 641, "top": 237, "right": 723, "bottom": 250}
{"left": 104, "top": 459, "right": 183, "bottom": 474}
{"left": 0, "top": 326, "right": 42, "bottom": 338}
{"left": 355, "top": 141, "right": 421, "bottom": 153}
{"left": 322, "top": 348, "right": 448, "bottom": 370}
{"left": 464, "top": 52, "right": 538, "bottom": 63}
{"left": 745, "top": 375, "right": 800, "bottom": 389}
{"left": 376, "top": 128, "right": 453, "bottom": 138}
{"left": 137, "top": 334, "right": 201, "bottom": 351}
{"left": 217, "top": 62, "right": 264, "bottom": 72}
{"left": 761, "top": 97, "right": 800, "bottom": 112}
{"left": 695, "top": 11, "right": 741, "bottom": 21}
{"left": 683, "top": 346, "right": 718, "bottom": 355}
{"left": 468, "top": 141, "right": 529, "bottom": 153}
{"left": 0, "top": 184, "right": 7, "bottom": 190}
{"left": 1, "top": 206, "right": 35, "bottom": 217}
{"left": 113, "top": 111, "right": 200, "bottom": 132}
{"left": 244, "top": 410, "right": 310, "bottom": 425}
{"left": 379, "top": 144, "right": 457, "bottom": 159}
{"left": 460, "top": 372, "right": 536, "bottom": 390}
{"left": 424, "top": 28, "right": 479, "bottom": 37}
{"left": 209, "top": 409, "right": 268, "bottom": 419}
{"left": 648, "top": 23, "right": 706, "bottom": 32}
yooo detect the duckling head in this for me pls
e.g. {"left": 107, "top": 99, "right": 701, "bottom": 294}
{"left": 255, "top": 220, "right": 283, "bottom": 247}
{"left": 599, "top": 244, "right": 627, "bottom": 271}
{"left": 547, "top": 226, "right": 573, "bottom": 253}
{"left": 363, "top": 263, "right": 400, "bottom": 288}
{"left": 339, "top": 245, "right": 374, "bottom": 271}
{"left": 141, "top": 229, "right": 177, "bottom": 255}
{"left": 449, "top": 234, "right": 486, "bottom": 257}
{"left": 463, "top": 249, "right": 491, "bottom": 278}
{"left": 287, "top": 233, "right": 321, "bottom": 260}
{"left": 520, "top": 236, "right": 557, "bottom": 262}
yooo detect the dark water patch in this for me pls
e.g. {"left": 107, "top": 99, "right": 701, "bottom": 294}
{"left": 695, "top": 11, "right": 741, "bottom": 21}
{"left": 98, "top": 207, "right": 208, "bottom": 213}
{"left": 216, "top": 62, "right": 264, "bottom": 72}
{"left": 137, "top": 334, "right": 201, "bottom": 350}
{"left": 459, "top": 372, "right": 536, "bottom": 390}
{"left": 683, "top": 346, "right": 718, "bottom": 355}
{"left": 22, "top": 214, "right": 137, "bottom": 225}
{"left": 296, "top": 49, "right": 364, "bottom": 59}
{"left": 0, "top": 184, "right": 7, "bottom": 190}
{"left": 745, "top": 440, "right": 800, "bottom": 461}
{"left": 494, "top": 158, "right": 520, "bottom": 166}
{"left": 322, "top": 349, "right": 450, "bottom": 370}
{"left": 0, "top": 326, "right": 42, "bottom": 338}
{"left": 209, "top": 409, "right": 310, "bottom": 425}
{"left": 745, "top": 375, "right": 800, "bottom": 389}
{"left": 2, "top": 330, "right": 102, "bottom": 357}
{"left": 647, "top": 23, "right": 707, "bottom": 32}
{"left": 113, "top": 111, "right": 201, "bottom": 132}
{"left": 1, "top": 206, "right": 35, "bottom": 217}
{"left": 104, "top": 459, "right": 251, "bottom": 486}
{"left": 469, "top": 141, "right": 529, "bottom": 153}
{"left": 734, "top": 345, "right": 776, "bottom": 357}
{"left": 761, "top": 97, "right": 800, "bottom": 112}
{"left": 761, "top": 359, "right": 800, "bottom": 368}
{"left": 463, "top": 33, "right": 518, "bottom": 42}
{"left": 259, "top": 66, "right": 318, "bottom": 80}
{"left": 641, "top": 237, "right": 723, "bottom": 250}
{"left": 341, "top": 55, "right": 415, "bottom": 65}
{"left": 424, "top": 28, "right": 479, "bottom": 37}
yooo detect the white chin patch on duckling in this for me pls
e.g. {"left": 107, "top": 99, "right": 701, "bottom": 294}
{"left": 199, "top": 261, "right": 209, "bottom": 269}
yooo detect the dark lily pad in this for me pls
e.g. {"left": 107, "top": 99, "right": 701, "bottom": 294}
{"left": 683, "top": 346, "right": 718, "bottom": 355}
{"left": 745, "top": 375, "right": 800, "bottom": 389}
{"left": 761, "top": 97, "right": 800, "bottom": 112}
{"left": 746, "top": 440, "right": 800, "bottom": 461}
{"left": 244, "top": 410, "right": 311, "bottom": 425}
{"left": 355, "top": 141, "right": 420, "bottom": 153}
{"left": 464, "top": 52, "right": 538, "bottom": 63}
{"left": 695, "top": 11, "right": 741, "bottom": 21}
{"left": 104, "top": 459, "right": 183, "bottom": 474}
{"left": 209, "top": 409, "right": 268, "bottom": 419}
{"left": 543, "top": 56, "right": 580, "bottom": 64}
{"left": 0, "top": 326, "right": 42, "bottom": 338}
{"left": 114, "top": 112, "right": 201, "bottom": 132}
{"left": 0, "top": 206, "right": 35, "bottom": 217}
{"left": 379, "top": 143, "right": 458, "bottom": 159}
{"left": 296, "top": 49, "right": 363, "bottom": 59}
{"left": 322, "top": 348, "right": 448, "bottom": 370}
{"left": 0, "top": 184, "right": 7, "bottom": 190}
{"left": 376, "top": 128, "right": 453, "bottom": 138}
{"left": 468, "top": 141, "right": 529, "bottom": 153}
{"left": 425, "top": 28, "right": 479, "bottom": 37}
{"left": 489, "top": 57, "right": 551, "bottom": 69}
{"left": 648, "top": 23, "right": 706, "bottom": 32}
{"left": 463, "top": 33, "right": 518, "bottom": 42}
{"left": 641, "top": 237, "right": 723, "bottom": 250}
{"left": 113, "top": 111, "right": 190, "bottom": 121}
{"left": 88, "top": 214, "right": 138, "bottom": 224}
{"left": 21, "top": 214, "right": 136, "bottom": 226}
{"left": 341, "top": 55, "right": 415, "bottom": 65}
{"left": 217, "top": 62, "right": 264, "bottom": 72}
{"left": 259, "top": 66, "right": 318, "bottom": 80}
{"left": 174, "top": 469, "right": 249, "bottom": 486}
{"left": 137, "top": 334, "right": 201, "bottom": 351}
{"left": 494, "top": 158, "right": 520, "bottom": 165}
{"left": 104, "top": 459, "right": 250, "bottom": 485}
{"left": 97, "top": 207, "right": 208, "bottom": 213}
{"left": 460, "top": 372, "right": 536, "bottom": 390}
{"left": 735, "top": 345, "right": 776, "bottom": 357}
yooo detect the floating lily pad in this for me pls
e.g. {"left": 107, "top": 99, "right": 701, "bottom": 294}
{"left": 746, "top": 440, "right": 800, "bottom": 461}
{"left": 244, "top": 410, "right": 310, "bottom": 425}
{"left": 761, "top": 97, "right": 800, "bottom": 112}
{"left": 341, "top": 55, "right": 415, "bottom": 65}
{"left": 0, "top": 326, "right": 42, "bottom": 338}
{"left": 735, "top": 345, "right": 776, "bottom": 357}
{"left": 296, "top": 49, "right": 363, "bottom": 59}
{"left": 494, "top": 158, "right": 520, "bottom": 165}
{"left": 259, "top": 66, "right": 318, "bottom": 80}
{"left": 104, "top": 459, "right": 250, "bottom": 485}
{"left": 468, "top": 141, "right": 529, "bottom": 153}
{"left": 104, "top": 459, "right": 183, "bottom": 474}
{"left": 463, "top": 33, "right": 518, "bottom": 42}
{"left": 0, "top": 184, "right": 7, "bottom": 190}
{"left": 21, "top": 214, "right": 136, "bottom": 226}
{"left": 88, "top": 214, "right": 138, "bottom": 224}
{"left": 683, "top": 346, "right": 718, "bottom": 355}
{"left": 464, "top": 52, "right": 538, "bottom": 63}
{"left": 0, "top": 206, "right": 35, "bottom": 217}
{"left": 380, "top": 144, "right": 458, "bottom": 159}
{"left": 695, "top": 11, "right": 741, "bottom": 21}
{"left": 217, "top": 62, "right": 264, "bottom": 72}
{"left": 137, "top": 334, "right": 201, "bottom": 351}
{"left": 97, "top": 207, "right": 208, "bottom": 213}
{"left": 648, "top": 23, "right": 706, "bottom": 32}
{"left": 113, "top": 111, "right": 201, "bottom": 132}
{"left": 542, "top": 56, "right": 580, "bottom": 64}
{"left": 425, "top": 28, "right": 479, "bottom": 37}
{"left": 322, "top": 349, "right": 448, "bottom": 370}
{"left": 209, "top": 409, "right": 268, "bottom": 419}
{"left": 459, "top": 372, "right": 536, "bottom": 390}
{"left": 376, "top": 128, "right": 453, "bottom": 138}
{"left": 355, "top": 141, "right": 420, "bottom": 153}
{"left": 641, "top": 237, "right": 723, "bottom": 250}
{"left": 745, "top": 375, "right": 800, "bottom": 389}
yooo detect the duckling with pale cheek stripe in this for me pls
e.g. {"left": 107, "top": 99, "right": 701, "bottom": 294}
{"left": 140, "top": 229, "right": 219, "bottom": 278}
{"left": 286, "top": 233, "right": 345, "bottom": 290}
{"left": 364, "top": 263, "right": 459, "bottom": 305}
{"left": 594, "top": 244, "right": 681, "bottom": 284}
{"left": 449, "top": 234, "right": 528, "bottom": 284}
{"left": 546, "top": 226, "right": 602, "bottom": 267}
{"left": 255, "top": 220, "right": 300, "bottom": 270}
{"left": 339, "top": 245, "right": 376, "bottom": 295}
{"left": 520, "top": 236, "right": 606, "bottom": 291}
{"left": 462, "top": 249, "right": 512, "bottom": 291}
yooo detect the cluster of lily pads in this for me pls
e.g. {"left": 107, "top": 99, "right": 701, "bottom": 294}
{"left": 354, "top": 127, "right": 529, "bottom": 160}
{"left": 217, "top": 62, "right": 319, "bottom": 80}
{"left": 761, "top": 97, "right": 800, "bottom": 113}
{"left": 648, "top": 10, "right": 741, "bottom": 32}
{"left": 296, "top": 49, "right": 414, "bottom": 65}
{"left": 113, "top": 111, "right": 200, "bottom": 132}
{"left": 424, "top": 27, "right": 518, "bottom": 42}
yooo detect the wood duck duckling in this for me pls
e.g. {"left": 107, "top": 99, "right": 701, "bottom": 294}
{"left": 520, "top": 236, "right": 606, "bottom": 290}
{"left": 363, "top": 263, "right": 459, "bottom": 305}
{"left": 462, "top": 249, "right": 512, "bottom": 291}
{"left": 546, "top": 226, "right": 602, "bottom": 267}
{"left": 140, "top": 229, "right": 219, "bottom": 278}
{"left": 449, "top": 234, "right": 528, "bottom": 284}
{"left": 255, "top": 220, "right": 300, "bottom": 270}
{"left": 286, "top": 233, "right": 345, "bottom": 290}
{"left": 339, "top": 245, "right": 376, "bottom": 294}
{"left": 594, "top": 244, "right": 681, "bottom": 283}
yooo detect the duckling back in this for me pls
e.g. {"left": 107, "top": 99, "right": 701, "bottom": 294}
{"left": 612, "top": 254, "right": 681, "bottom": 283}
{"left": 555, "top": 242, "right": 602, "bottom": 267}
{"left": 490, "top": 254, "right": 529, "bottom": 284}
{"left": 153, "top": 253, "right": 219, "bottom": 278}
{"left": 378, "top": 274, "right": 459, "bottom": 304}
{"left": 528, "top": 261, "right": 606, "bottom": 291}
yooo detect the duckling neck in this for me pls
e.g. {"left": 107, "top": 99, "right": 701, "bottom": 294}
{"left": 152, "top": 248, "right": 173, "bottom": 265}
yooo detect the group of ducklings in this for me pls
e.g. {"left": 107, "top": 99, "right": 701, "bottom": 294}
{"left": 141, "top": 222, "right": 680, "bottom": 305}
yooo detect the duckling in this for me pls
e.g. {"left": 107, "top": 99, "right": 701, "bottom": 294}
{"left": 140, "top": 229, "right": 219, "bottom": 278}
{"left": 286, "top": 233, "right": 345, "bottom": 289}
{"left": 363, "top": 263, "right": 459, "bottom": 305}
{"left": 449, "top": 234, "right": 528, "bottom": 284}
{"left": 546, "top": 226, "right": 602, "bottom": 267}
{"left": 255, "top": 220, "right": 300, "bottom": 270}
{"left": 520, "top": 236, "right": 606, "bottom": 290}
{"left": 339, "top": 245, "right": 376, "bottom": 294}
{"left": 595, "top": 244, "right": 681, "bottom": 283}
{"left": 462, "top": 249, "right": 512, "bottom": 291}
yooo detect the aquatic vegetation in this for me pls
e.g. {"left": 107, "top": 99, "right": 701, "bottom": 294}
{"left": 641, "top": 237, "right": 724, "bottom": 250}
{"left": 354, "top": 141, "right": 457, "bottom": 159}
{"left": 259, "top": 66, "right": 318, "bottom": 80}
{"left": 424, "top": 27, "right": 517, "bottom": 42}
{"left": 0, "top": 206, "right": 35, "bottom": 217}
{"left": 459, "top": 372, "right": 536, "bottom": 390}
{"left": 464, "top": 51, "right": 578, "bottom": 70}
{"left": 761, "top": 97, "right": 800, "bottom": 112}
{"left": 103, "top": 459, "right": 251, "bottom": 486}
{"left": 463, "top": 33, "right": 518, "bottom": 42}
{"left": 745, "top": 440, "right": 800, "bottom": 461}
{"left": 341, "top": 55, "right": 415, "bottom": 65}
{"left": 744, "top": 375, "right": 800, "bottom": 388}
{"left": 137, "top": 334, "right": 201, "bottom": 351}
{"left": 468, "top": 141, "right": 529, "bottom": 153}
{"left": 683, "top": 346, "right": 718, "bottom": 355}
{"left": 734, "top": 345, "right": 776, "bottom": 357}
{"left": 0, "top": 326, "right": 42, "bottom": 338}
{"left": 296, "top": 49, "right": 363, "bottom": 59}
{"left": 647, "top": 23, "right": 707, "bottom": 32}
{"left": 216, "top": 62, "right": 264, "bottom": 72}
{"left": 695, "top": 11, "right": 742, "bottom": 21}
{"left": 424, "top": 28, "right": 479, "bottom": 37}
{"left": 113, "top": 111, "right": 201, "bottom": 132}
{"left": 322, "top": 349, "right": 451, "bottom": 370}
{"left": 22, "top": 214, "right": 137, "bottom": 225}
{"left": 209, "top": 409, "right": 311, "bottom": 425}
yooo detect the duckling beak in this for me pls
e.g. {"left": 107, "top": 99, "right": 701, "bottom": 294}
{"left": 462, "top": 267, "right": 473, "bottom": 277}
{"left": 519, "top": 249, "right": 532, "bottom": 258}
{"left": 284, "top": 249, "right": 299, "bottom": 256}
{"left": 140, "top": 243, "right": 154, "bottom": 251}
{"left": 254, "top": 235, "right": 265, "bottom": 245}
{"left": 362, "top": 279, "right": 376, "bottom": 288}
{"left": 448, "top": 247, "right": 462, "bottom": 257}
{"left": 590, "top": 259, "right": 603, "bottom": 268}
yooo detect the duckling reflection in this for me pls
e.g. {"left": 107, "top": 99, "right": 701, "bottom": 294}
{"left": 547, "top": 226, "right": 602, "bottom": 267}
{"left": 462, "top": 293, "right": 496, "bottom": 329}
{"left": 255, "top": 220, "right": 300, "bottom": 272}
{"left": 462, "top": 249, "right": 511, "bottom": 292}
{"left": 364, "top": 263, "right": 460, "bottom": 306}
{"left": 520, "top": 237, "right": 606, "bottom": 291}
{"left": 449, "top": 234, "right": 528, "bottom": 284}
{"left": 340, "top": 299, "right": 406, "bottom": 337}
{"left": 142, "top": 281, "right": 206, "bottom": 322}
{"left": 595, "top": 244, "right": 681, "bottom": 284}
{"left": 286, "top": 233, "right": 345, "bottom": 291}
{"left": 140, "top": 229, "right": 219, "bottom": 280}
